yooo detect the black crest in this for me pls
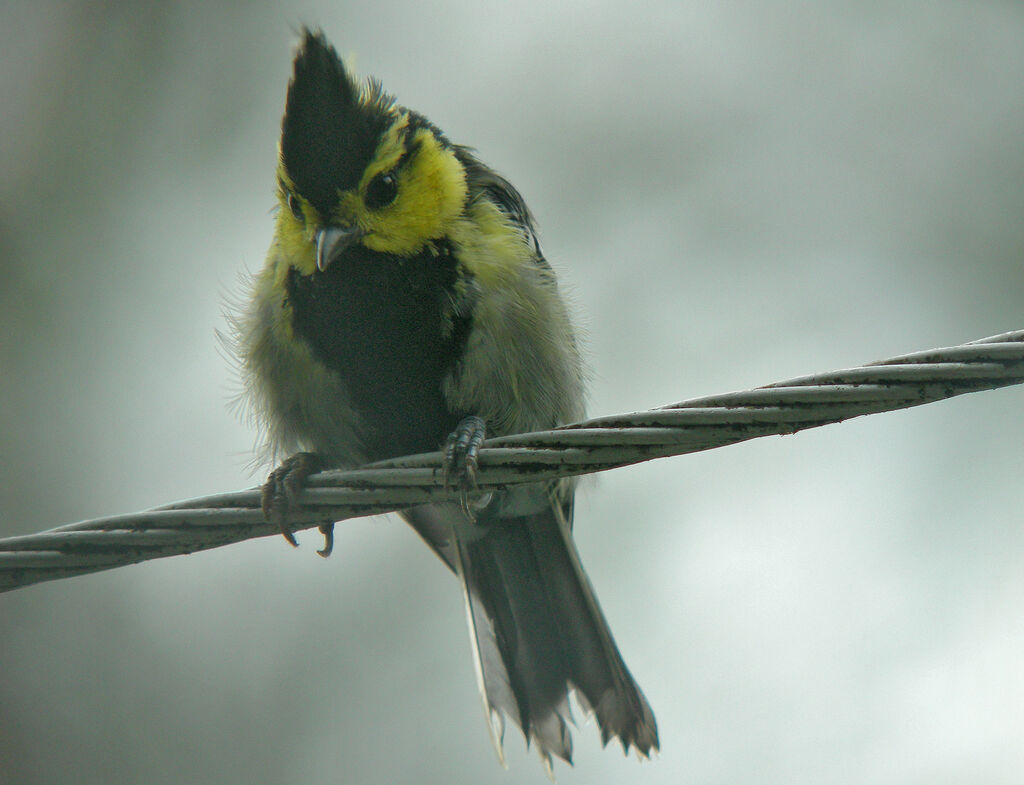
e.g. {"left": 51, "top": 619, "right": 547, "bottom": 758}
{"left": 281, "top": 29, "right": 393, "bottom": 215}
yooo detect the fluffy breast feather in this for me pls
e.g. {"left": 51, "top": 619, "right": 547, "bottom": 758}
{"left": 443, "top": 203, "right": 586, "bottom": 436}
{"left": 231, "top": 256, "right": 367, "bottom": 466}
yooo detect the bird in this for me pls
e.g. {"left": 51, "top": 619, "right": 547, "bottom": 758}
{"left": 231, "top": 28, "right": 658, "bottom": 770}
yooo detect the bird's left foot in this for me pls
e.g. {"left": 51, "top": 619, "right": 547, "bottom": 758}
{"left": 261, "top": 452, "right": 336, "bottom": 557}
{"left": 444, "top": 415, "right": 487, "bottom": 491}
{"left": 443, "top": 416, "right": 491, "bottom": 519}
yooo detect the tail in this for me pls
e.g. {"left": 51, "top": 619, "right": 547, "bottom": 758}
{"left": 447, "top": 492, "right": 658, "bottom": 768}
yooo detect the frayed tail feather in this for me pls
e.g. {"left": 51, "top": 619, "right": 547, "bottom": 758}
{"left": 453, "top": 539, "right": 508, "bottom": 767}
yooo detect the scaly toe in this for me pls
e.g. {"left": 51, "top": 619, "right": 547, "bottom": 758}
{"left": 444, "top": 415, "right": 487, "bottom": 490}
{"left": 261, "top": 452, "right": 324, "bottom": 548}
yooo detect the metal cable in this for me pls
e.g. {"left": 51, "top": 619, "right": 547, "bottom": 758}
{"left": 3, "top": 328, "right": 1023, "bottom": 593}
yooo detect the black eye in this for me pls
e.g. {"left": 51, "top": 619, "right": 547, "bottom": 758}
{"left": 287, "top": 192, "right": 304, "bottom": 221}
{"left": 365, "top": 171, "right": 398, "bottom": 210}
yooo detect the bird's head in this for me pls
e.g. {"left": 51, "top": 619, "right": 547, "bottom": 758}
{"left": 275, "top": 29, "right": 468, "bottom": 274}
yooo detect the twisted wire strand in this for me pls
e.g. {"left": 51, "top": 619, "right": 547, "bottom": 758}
{"left": 3, "top": 329, "right": 1023, "bottom": 593}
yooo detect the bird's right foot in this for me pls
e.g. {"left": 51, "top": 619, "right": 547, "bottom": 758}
{"left": 261, "top": 452, "right": 335, "bottom": 556}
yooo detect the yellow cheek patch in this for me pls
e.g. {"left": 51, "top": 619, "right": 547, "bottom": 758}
{"left": 272, "top": 210, "right": 318, "bottom": 282}
{"left": 359, "top": 128, "right": 468, "bottom": 255}
{"left": 273, "top": 162, "right": 317, "bottom": 280}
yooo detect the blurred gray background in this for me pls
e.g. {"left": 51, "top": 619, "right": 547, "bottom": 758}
{"left": 2, "top": 2, "right": 1023, "bottom": 783}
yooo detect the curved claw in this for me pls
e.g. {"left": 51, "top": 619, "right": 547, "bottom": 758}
{"left": 317, "top": 522, "right": 335, "bottom": 558}
{"left": 260, "top": 452, "right": 325, "bottom": 548}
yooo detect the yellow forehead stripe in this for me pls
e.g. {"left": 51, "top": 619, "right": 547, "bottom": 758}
{"left": 361, "top": 113, "right": 410, "bottom": 187}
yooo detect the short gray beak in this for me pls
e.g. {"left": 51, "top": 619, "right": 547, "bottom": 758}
{"left": 315, "top": 225, "right": 363, "bottom": 271}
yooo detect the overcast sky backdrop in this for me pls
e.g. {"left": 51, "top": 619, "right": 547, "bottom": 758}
{"left": 2, "top": 2, "right": 1023, "bottom": 783}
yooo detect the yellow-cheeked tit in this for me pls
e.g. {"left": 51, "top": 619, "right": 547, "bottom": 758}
{"left": 233, "top": 29, "right": 658, "bottom": 767}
